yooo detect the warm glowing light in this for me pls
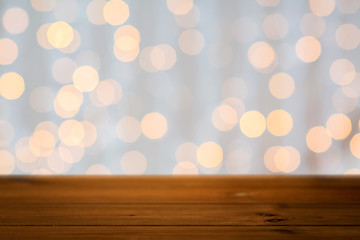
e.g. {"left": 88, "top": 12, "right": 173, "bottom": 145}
{"left": 103, "top": 0, "right": 129, "bottom": 25}
{"left": 167, "top": 0, "right": 193, "bottom": 15}
{"left": 121, "top": 151, "right": 147, "bottom": 174}
{"left": 212, "top": 104, "right": 238, "bottom": 131}
{"left": 141, "top": 112, "right": 168, "bottom": 139}
{"left": 93, "top": 79, "right": 122, "bottom": 106}
{"left": 0, "top": 72, "right": 25, "bottom": 100}
{"left": 266, "top": 109, "right": 293, "bottom": 136}
{"left": 150, "top": 44, "right": 177, "bottom": 71}
{"left": 295, "top": 36, "right": 321, "bottom": 62}
{"left": 29, "top": 130, "right": 56, "bottom": 157}
{"left": 350, "top": 133, "right": 360, "bottom": 159}
{"left": 86, "top": 164, "right": 111, "bottom": 174}
{"left": 306, "top": 126, "right": 332, "bottom": 153}
{"left": 329, "top": 59, "right": 355, "bottom": 86}
{"left": 264, "top": 146, "right": 300, "bottom": 173}
{"left": 87, "top": 0, "right": 107, "bottom": 25}
{"left": 59, "top": 29, "right": 81, "bottom": 54}
{"left": 116, "top": 116, "right": 141, "bottom": 143}
{"left": 58, "top": 120, "right": 85, "bottom": 146}
{"left": 0, "top": 150, "right": 15, "bottom": 174}
{"left": 262, "top": 14, "right": 288, "bottom": 40}
{"left": 269, "top": 72, "right": 295, "bottom": 99}
{"left": 248, "top": 41, "right": 275, "bottom": 69}
{"left": 30, "top": 86, "right": 54, "bottom": 113}
{"left": 264, "top": 146, "right": 281, "bottom": 172}
{"left": 81, "top": 121, "right": 97, "bottom": 147}
{"left": 37, "top": 23, "right": 53, "bottom": 50}
{"left": 47, "top": 21, "right": 74, "bottom": 48}
{"left": 309, "top": 0, "right": 335, "bottom": 16}
{"left": 58, "top": 143, "right": 84, "bottom": 163}
{"left": 335, "top": 24, "right": 360, "bottom": 50}
{"left": 0, "top": 38, "right": 18, "bottom": 65}
{"left": 54, "top": 85, "right": 83, "bottom": 118}
{"left": 178, "top": 29, "right": 205, "bottom": 55}
{"left": 326, "top": 113, "right": 352, "bottom": 140}
{"left": 300, "top": 13, "right": 326, "bottom": 38}
{"left": 173, "top": 161, "right": 199, "bottom": 175}
{"left": 15, "top": 138, "right": 37, "bottom": 164}
{"left": 2, "top": 8, "right": 29, "bottom": 34}
{"left": 197, "top": 141, "right": 223, "bottom": 168}
{"left": 31, "top": 0, "right": 56, "bottom": 12}
{"left": 239, "top": 111, "right": 266, "bottom": 138}
{"left": 72, "top": 65, "right": 99, "bottom": 92}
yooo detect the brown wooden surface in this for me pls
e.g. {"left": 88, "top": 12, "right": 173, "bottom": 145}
{"left": 1, "top": 175, "right": 360, "bottom": 239}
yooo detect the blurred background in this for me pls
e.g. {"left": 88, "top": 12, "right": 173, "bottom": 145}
{"left": 0, "top": 0, "right": 360, "bottom": 175}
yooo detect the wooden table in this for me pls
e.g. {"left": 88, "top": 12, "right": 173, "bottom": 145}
{"left": 0, "top": 176, "right": 360, "bottom": 239}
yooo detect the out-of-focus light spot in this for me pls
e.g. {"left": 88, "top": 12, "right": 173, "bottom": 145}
{"left": 212, "top": 104, "right": 238, "bottom": 131}
{"left": 345, "top": 168, "right": 360, "bottom": 174}
{"left": 0, "top": 120, "right": 14, "bottom": 147}
{"left": 87, "top": 0, "right": 107, "bottom": 25}
{"left": 256, "top": 0, "right": 280, "bottom": 7}
{"left": 222, "top": 97, "right": 245, "bottom": 119}
{"left": 114, "top": 45, "right": 140, "bottom": 62}
{"left": 139, "top": 47, "right": 158, "bottom": 72}
{"left": 197, "top": 141, "right": 223, "bottom": 168}
{"left": 232, "top": 17, "right": 258, "bottom": 44}
{"left": 2, "top": 8, "right": 29, "bottom": 34}
{"left": 222, "top": 77, "right": 248, "bottom": 100}
{"left": 264, "top": 146, "right": 301, "bottom": 173}
{"left": 58, "top": 120, "right": 85, "bottom": 146}
{"left": 29, "top": 130, "right": 56, "bottom": 157}
{"left": 30, "top": 86, "right": 54, "bottom": 113}
{"left": 266, "top": 109, "right": 293, "bottom": 136}
{"left": 47, "top": 21, "right": 74, "bottom": 49}
{"left": 306, "top": 126, "right": 332, "bottom": 153}
{"left": 121, "top": 151, "right": 147, "bottom": 174}
{"left": 174, "top": 5, "right": 200, "bottom": 28}
{"left": 58, "top": 143, "right": 84, "bottom": 163}
{"left": 54, "top": 85, "right": 83, "bottom": 118}
{"left": 178, "top": 29, "right": 204, "bottom": 55}
{"left": 300, "top": 13, "right": 326, "bottom": 38}
{"left": 207, "top": 42, "right": 233, "bottom": 68}
{"left": 248, "top": 41, "right": 275, "bottom": 69}
{"left": 15, "top": 137, "right": 38, "bottom": 164}
{"left": 173, "top": 161, "right": 199, "bottom": 174}
{"left": 329, "top": 59, "right": 355, "bottom": 86}
{"left": 326, "top": 113, "right": 352, "bottom": 140}
{"left": 239, "top": 111, "right": 266, "bottom": 138}
{"left": 103, "top": 0, "right": 129, "bottom": 25}
{"left": 31, "top": 0, "right": 56, "bottom": 12}
{"left": 262, "top": 14, "right": 288, "bottom": 40}
{"left": 81, "top": 121, "right": 97, "bottom": 147}
{"left": 350, "top": 133, "right": 360, "bottom": 159}
{"left": 141, "top": 112, "right": 168, "bottom": 139}
{"left": 0, "top": 38, "right": 18, "bottom": 65}
{"left": 167, "top": 0, "right": 193, "bottom": 15}
{"left": 35, "top": 121, "right": 59, "bottom": 143}
{"left": 115, "top": 36, "right": 138, "bottom": 52}
{"left": 113, "top": 25, "right": 140, "bottom": 62}
{"left": 295, "top": 36, "right": 321, "bottom": 62}
{"left": 176, "top": 142, "right": 197, "bottom": 163}
{"left": 332, "top": 88, "right": 358, "bottom": 113}
{"left": 114, "top": 25, "right": 140, "bottom": 43}
{"left": 335, "top": 24, "right": 360, "bottom": 50}
{"left": 59, "top": 29, "right": 81, "bottom": 54}
{"left": 116, "top": 116, "right": 141, "bottom": 143}
{"left": 337, "top": 0, "right": 360, "bottom": 14}
{"left": 264, "top": 146, "right": 281, "bottom": 172}
{"left": 73, "top": 65, "right": 99, "bottom": 92}
{"left": 0, "top": 72, "right": 25, "bottom": 100}
{"left": 37, "top": 24, "right": 53, "bottom": 50}
{"left": 309, "top": 0, "right": 335, "bottom": 16}
{"left": 47, "top": 150, "right": 70, "bottom": 174}
{"left": 269, "top": 72, "right": 295, "bottom": 99}
{"left": 225, "top": 149, "right": 251, "bottom": 174}
{"left": 52, "top": 57, "right": 77, "bottom": 84}
{"left": 150, "top": 44, "right": 177, "bottom": 71}
{"left": 53, "top": 0, "right": 78, "bottom": 23}
{"left": 86, "top": 164, "right": 111, "bottom": 174}
{"left": 92, "top": 79, "right": 122, "bottom": 106}
{"left": 0, "top": 150, "right": 15, "bottom": 174}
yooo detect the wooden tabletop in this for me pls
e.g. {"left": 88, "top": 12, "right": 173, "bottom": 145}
{"left": 1, "top": 175, "right": 360, "bottom": 239}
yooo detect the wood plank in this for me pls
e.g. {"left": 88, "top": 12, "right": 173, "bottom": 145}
{"left": 1, "top": 226, "right": 360, "bottom": 240}
{"left": 1, "top": 203, "right": 360, "bottom": 226}
{"left": 1, "top": 176, "right": 360, "bottom": 204}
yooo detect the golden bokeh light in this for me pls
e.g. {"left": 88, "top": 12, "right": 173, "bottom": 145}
{"left": 29, "top": 130, "right": 56, "bottom": 157}
{"left": 350, "top": 134, "right": 360, "bottom": 159}
{"left": 306, "top": 126, "right": 332, "bottom": 153}
{"left": 103, "top": 0, "right": 129, "bottom": 25}
{"left": 173, "top": 161, "right": 199, "bottom": 175}
{"left": 309, "top": 0, "right": 335, "bottom": 16}
{"left": 335, "top": 24, "right": 360, "bottom": 50}
{"left": 2, "top": 7, "right": 29, "bottom": 34}
{"left": 264, "top": 146, "right": 301, "bottom": 173}
{"left": 15, "top": 137, "right": 38, "bottom": 164}
{"left": 113, "top": 26, "right": 140, "bottom": 62}
{"left": 269, "top": 72, "right": 295, "bottom": 99}
{"left": 150, "top": 44, "right": 177, "bottom": 71}
{"left": 0, "top": 38, "right": 18, "bottom": 65}
{"left": 141, "top": 112, "right": 168, "bottom": 139}
{"left": 326, "top": 113, "right": 352, "bottom": 140}
{"left": 37, "top": 23, "right": 54, "bottom": 50}
{"left": 262, "top": 13, "right": 288, "bottom": 40}
{"left": 212, "top": 104, "right": 238, "bottom": 131}
{"left": 115, "top": 36, "right": 138, "bottom": 52}
{"left": 196, "top": 141, "right": 223, "bottom": 168}
{"left": 121, "top": 151, "right": 147, "bottom": 174}
{"left": 54, "top": 84, "right": 83, "bottom": 117}
{"left": 116, "top": 116, "right": 141, "bottom": 143}
{"left": 248, "top": 41, "right": 275, "bottom": 69}
{"left": 264, "top": 146, "right": 281, "bottom": 172}
{"left": 266, "top": 109, "right": 293, "bottom": 136}
{"left": 59, "top": 29, "right": 81, "bottom": 54}
{"left": 47, "top": 21, "right": 74, "bottom": 49}
{"left": 295, "top": 36, "right": 321, "bottom": 62}
{"left": 80, "top": 121, "right": 97, "bottom": 147}
{"left": 0, "top": 150, "right": 15, "bottom": 174}
{"left": 87, "top": 0, "right": 107, "bottom": 25}
{"left": 329, "top": 59, "right": 355, "bottom": 86}
{"left": 167, "top": 0, "right": 193, "bottom": 15}
{"left": 92, "top": 79, "right": 122, "bottom": 106}
{"left": 35, "top": 121, "right": 59, "bottom": 143}
{"left": 178, "top": 29, "right": 205, "bottom": 55}
{"left": 58, "top": 143, "right": 85, "bottom": 163}
{"left": 31, "top": 0, "right": 56, "bottom": 12}
{"left": 72, "top": 65, "right": 99, "bottom": 92}
{"left": 239, "top": 111, "right": 266, "bottom": 138}
{"left": 58, "top": 120, "right": 85, "bottom": 146}
{"left": 0, "top": 72, "right": 25, "bottom": 100}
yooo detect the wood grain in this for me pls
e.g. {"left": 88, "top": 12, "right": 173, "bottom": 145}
{"left": 0, "top": 176, "right": 360, "bottom": 239}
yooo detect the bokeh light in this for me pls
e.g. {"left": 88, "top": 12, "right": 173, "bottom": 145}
{"left": 121, "top": 151, "right": 147, "bottom": 174}
{"left": 0, "top": 38, "right": 18, "bottom": 65}
{"left": 197, "top": 141, "right": 223, "bottom": 168}
{"left": 248, "top": 41, "right": 275, "bottom": 69}
{"left": 167, "top": 0, "right": 193, "bottom": 15}
{"left": 269, "top": 72, "right": 295, "bottom": 99}
{"left": 0, "top": 72, "right": 25, "bottom": 100}
{"left": 309, "top": 0, "right": 335, "bottom": 16}
{"left": 72, "top": 65, "right": 99, "bottom": 92}
{"left": 326, "top": 113, "right": 352, "bottom": 140}
{"left": 47, "top": 21, "right": 74, "bottom": 49}
{"left": 266, "top": 109, "right": 293, "bottom": 136}
{"left": 116, "top": 116, "right": 141, "bottom": 143}
{"left": 103, "top": 0, "right": 129, "bottom": 25}
{"left": 2, "top": 7, "right": 29, "bottom": 34}
{"left": 295, "top": 36, "right": 321, "bottom": 62}
{"left": 306, "top": 126, "right": 332, "bottom": 153}
{"left": 239, "top": 111, "right": 266, "bottom": 138}
{"left": 141, "top": 112, "right": 168, "bottom": 139}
